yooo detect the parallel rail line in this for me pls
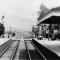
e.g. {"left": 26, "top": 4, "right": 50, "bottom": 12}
{"left": 31, "top": 41, "right": 47, "bottom": 60}
{"left": 25, "top": 40, "right": 31, "bottom": 60}
{"left": 10, "top": 40, "right": 20, "bottom": 60}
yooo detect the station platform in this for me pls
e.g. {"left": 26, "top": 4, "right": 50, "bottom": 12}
{"left": 0, "top": 38, "right": 9, "bottom": 45}
{"left": 33, "top": 38, "right": 60, "bottom": 57}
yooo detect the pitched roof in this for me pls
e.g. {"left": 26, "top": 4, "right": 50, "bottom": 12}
{"left": 38, "top": 7, "right": 60, "bottom": 21}
{"left": 50, "top": 7, "right": 60, "bottom": 11}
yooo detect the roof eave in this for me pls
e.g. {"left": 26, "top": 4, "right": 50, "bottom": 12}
{"left": 37, "top": 11, "right": 60, "bottom": 25}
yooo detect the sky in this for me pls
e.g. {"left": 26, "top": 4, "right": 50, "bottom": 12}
{"left": 0, "top": 0, "right": 60, "bottom": 31}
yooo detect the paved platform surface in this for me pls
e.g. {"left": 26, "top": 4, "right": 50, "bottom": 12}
{"left": 34, "top": 38, "right": 60, "bottom": 57}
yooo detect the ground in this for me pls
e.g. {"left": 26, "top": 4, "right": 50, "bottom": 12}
{"left": 1, "top": 37, "right": 60, "bottom": 57}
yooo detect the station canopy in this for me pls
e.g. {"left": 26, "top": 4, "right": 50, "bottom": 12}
{"left": 37, "top": 7, "right": 60, "bottom": 26}
{"left": 40, "top": 16, "right": 60, "bottom": 24}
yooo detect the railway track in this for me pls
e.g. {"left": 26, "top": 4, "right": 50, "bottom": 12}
{"left": 25, "top": 40, "right": 46, "bottom": 60}
{"left": 14, "top": 40, "right": 45, "bottom": 60}
{"left": 0, "top": 40, "right": 14, "bottom": 57}
{"left": 0, "top": 39, "right": 60, "bottom": 60}
{"left": 0, "top": 40, "right": 19, "bottom": 60}
{"left": 14, "top": 40, "right": 29, "bottom": 60}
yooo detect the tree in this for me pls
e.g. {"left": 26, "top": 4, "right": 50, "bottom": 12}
{"left": 0, "top": 23, "right": 5, "bottom": 36}
{"left": 38, "top": 4, "right": 49, "bottom": 21}
{"left": 40, "top": 4, "right": 49, "bottom": 12}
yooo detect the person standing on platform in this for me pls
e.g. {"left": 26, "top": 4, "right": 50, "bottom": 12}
{"left": 46, "top": 28, "right": 49, "bottom": 38}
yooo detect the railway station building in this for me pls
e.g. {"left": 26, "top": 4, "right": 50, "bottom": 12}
{"left": 37, "top": 7, "right": 60, "bottom": 40}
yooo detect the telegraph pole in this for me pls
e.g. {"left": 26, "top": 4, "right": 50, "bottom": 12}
{"left": 10, "top": 26, "right": 12, "bottom": 38}
{"left": 10, "top": 27, "right": 11, "bottom": 34}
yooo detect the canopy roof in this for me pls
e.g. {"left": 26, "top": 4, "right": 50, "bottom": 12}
{"left": 37, "top": 7, "right": 60, "bottom": 25}
{"left": 40, "top": 16, "right": 60, "bottom": 24}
